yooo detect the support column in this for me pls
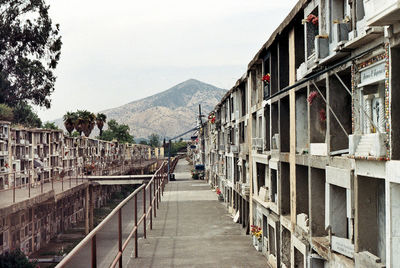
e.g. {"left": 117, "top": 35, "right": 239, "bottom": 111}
{"left": 289, "top": 28, "right": 297, "bottom": 227}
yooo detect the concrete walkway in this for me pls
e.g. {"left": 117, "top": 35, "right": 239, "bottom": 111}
{"left": 127, "top": 159, "right": 269, "bottom": 268}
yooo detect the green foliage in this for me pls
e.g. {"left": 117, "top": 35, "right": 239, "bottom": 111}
{"left": 42, "top": 122, "right": 58, "bottom": 130}
{"left": 0, "top": 0, "right": 62, "bottom": 108}
{"left": 148, "top": 133, "right": 160, "bottom": 147}
{"left": 63, "top": 111, "right": 77, "bottom": 136}
{"left": 0, "top": 104, "right": 14, "bottom": 121}
{"left": 70, "top": 131, "right": 80, "bottom": 137}
{"left": 100, "top": 119, "right": 134, "bottom": 143}
{"left": 139, "top": 140, "right": 148, "bottom": 145}
{"left": 169, "top": 140, "right": 187, "bottom": 156}
{"left": 96, "top": 113, "right": 107, "bottom": 136}
{"left": 0, "top": 249, "right": 36, "bottom": 268}
{"left": 12, "top": 102, "right": 42, "bottom": 128}
{"left": 63, "top": 110, "right": 96, "bottom": 137}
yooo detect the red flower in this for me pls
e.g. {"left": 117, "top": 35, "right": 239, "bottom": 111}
{"left": 4, "top": 163, "right": 9, "bottom": 168}
{"left": 307, "top": 91, "right": 318, "bottom": 104}
{"left": 262, "top": 73, "right": 271, "bottom": 83}
{"left": 319, "top": 109, "right": 326, "bottom": 122}
{"left": 306, "top": 14, "right": 318, "bottom": 25}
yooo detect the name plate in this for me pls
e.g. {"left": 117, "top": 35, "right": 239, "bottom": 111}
{"left": 359, "top": 61, "right": 385, "bottom": 87}
{"left": 331, "top": 236, "right": 354, "bottom": 258}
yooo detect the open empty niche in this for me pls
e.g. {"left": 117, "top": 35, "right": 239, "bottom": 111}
{"left": 269, "top": 224, "right": 277, "bottom": 257}
{"left": 294, "top": 247, "right": 305, "bottom": 268}
{"left": 270, "top": 44, "right": 279, "bottom": 95}
{"left": 328, "top": 184, "right": 347, "bottom": 238}
{"left": 256, "top": 163, "right": 266, "bottom": 195}
{"left": 263, "top": 214, "right": 268, "bottom": 248}
{"left": 309, "top": 81, "right": 326, "bottom": 143}
{"left": 329, "top": 70, "right": 352, "bottom": 153}
{"left": 281, "top": 226, "right": 291, "bottom": 268}
{"left": 296, "top": 165, "right": 309, "bottom": 217}
{"left": 357, "top": 176, "right": 386, "bottom": 263}
{"left": 391, "top": 47, "right": 400, "bottom": 160}
{"left": 264, "top": 105, "right": 271, "bottom": 151}
{"left": 279, "top": 35, "right": 289, "bottom": 90}
{"left": 294, "top": 16, "right": 305, "bottom": 70}
{"left": 280, "top": 162, "right": 290, "bottom": 216}
{"left": 270, "top": 168, "right": 278, "bottom": 203}
{"left": 271, "top": 102, "right": 279, "bottom": 150}
{"left": 310, "top": 168, "right": 326, "bottom": 236}
{"left": 280, "top": 96, "right": 290, "bottom": 152}
{"left": 251, "top": 69, "right": 257, "bottom": 107}
{"left": 296, "top": 87, "right": 308, "bottom": 153}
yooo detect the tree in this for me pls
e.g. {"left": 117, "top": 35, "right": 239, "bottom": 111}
{"left": 96, "top": 113, "right": 107, "bottom": 136}
{"left": 42, "top": 122, "right": 58, "bottom": 130}
{"left": 100, "top": 119, "right": 134, "bottom": 143}
{"left": 0, "top": 104, "right": 13, "bottom": 121}
{"left": 148, "top": 133, "right": 160, "bottom": 147}
{"left": 76, "top": 110, "right": 96, "bottom": 137}
{"left": 70, "top": 130, "right": 80, "bottom": 137}
{"left": 63, "top": 111, "right": 77, "bottom": 136}
{"left": 12, "top": 102, "right": 42, "bottom": 128}
{"left": 139, "top": 140, "right": 148, "bottom": 145}
{"left": 0, "top": 249, "right": 37, "bottom": 268}
{"left": 0, "top": 0, "right": 62, "bottom": 109}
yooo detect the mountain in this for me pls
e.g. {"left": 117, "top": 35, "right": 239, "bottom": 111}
{"left": 56, "top": 79, "right": 226, "bottom": 139}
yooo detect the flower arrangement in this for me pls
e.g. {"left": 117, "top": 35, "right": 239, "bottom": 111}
{"left": 251, "top": 225, "right": 262, "bottom": 242}
{"left": 303, "top": 14, "right": 318, "bottom": 25}
{"left": 307, "top": 91, "right": 318, "bottom": 104}
{"left": 262, "top": 73, "right": 271, "bottom": 84}
{"left": 216, "top": 187, "right": 223, "bottom": 201}
{"left": 208, "top": 112, "right": 216, "bottom": 124}
{"left": 319, "top": 108, "right": 326, "bottom": 122}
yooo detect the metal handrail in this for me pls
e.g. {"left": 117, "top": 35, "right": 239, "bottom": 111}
{"left": 56, "top": 160, "right": 170, "bottom": 268}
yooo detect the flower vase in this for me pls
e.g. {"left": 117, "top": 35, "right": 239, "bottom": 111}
{"left": 252, "top": 236, "right": 258, "bottom": 247}
{"left": 256, "top": 241, "right": 263, "bottom": 252}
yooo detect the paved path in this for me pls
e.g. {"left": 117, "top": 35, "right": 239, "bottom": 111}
{"left": 127, "top": 159, "right": 269, "bottom": 268}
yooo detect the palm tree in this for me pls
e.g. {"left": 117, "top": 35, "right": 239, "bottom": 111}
{"left": 96, "top": 113, "right": 107, "bottom": 137}
{"left": 74, "top": 110, "right": 85, "bottom": 136}
{"left": 77, "top": 110, "right": 96, "bottom": 137}
{"left": 63, "top": 112, "right": 77, "bottom": 136}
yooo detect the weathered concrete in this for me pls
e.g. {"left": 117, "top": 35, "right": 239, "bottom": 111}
{"left": 127, "top": 159, "right": 269, "bottom": 268}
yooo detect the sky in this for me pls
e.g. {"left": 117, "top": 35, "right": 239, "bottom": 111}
{"left": 37, "top": 0, "right": 298, "bottom": 122}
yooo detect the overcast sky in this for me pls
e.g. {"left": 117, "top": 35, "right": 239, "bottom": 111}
{"left": 37, "top": 0, "right": 298, "bottom": 122}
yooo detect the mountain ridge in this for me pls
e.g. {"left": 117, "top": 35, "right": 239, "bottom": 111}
{"left": 55, "top": 79, "right": 226, "bottom": 139}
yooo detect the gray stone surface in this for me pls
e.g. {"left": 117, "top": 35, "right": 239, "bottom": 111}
{"left": 127, "top": 159, "right": 269, "bottom": 268}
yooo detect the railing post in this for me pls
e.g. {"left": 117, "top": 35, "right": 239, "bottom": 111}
{"left": 134, "top": 194, "right": 138, "bottom": 258}
{"left": 91, "top": 235, "right": 97, "bottom": 268}
{"left": 41, "top": 176, "right": 43, "bottom": 193}
{"left": 13, "top": 173, "right": 15, "bottom": 203}
{"left": 153, "top": 178, "right": 156, "bottom": 218}
{"left": 143, "top": 187, "right": 146, "bottom": 239}
{"left": 149, "top": 183, "right": 153, "bottom": 230}
{"left": 118, "top": 209, "right": 122, "bottom": 268}
{"left": 28, "top": 170, "right": 31, "bottom": 198}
